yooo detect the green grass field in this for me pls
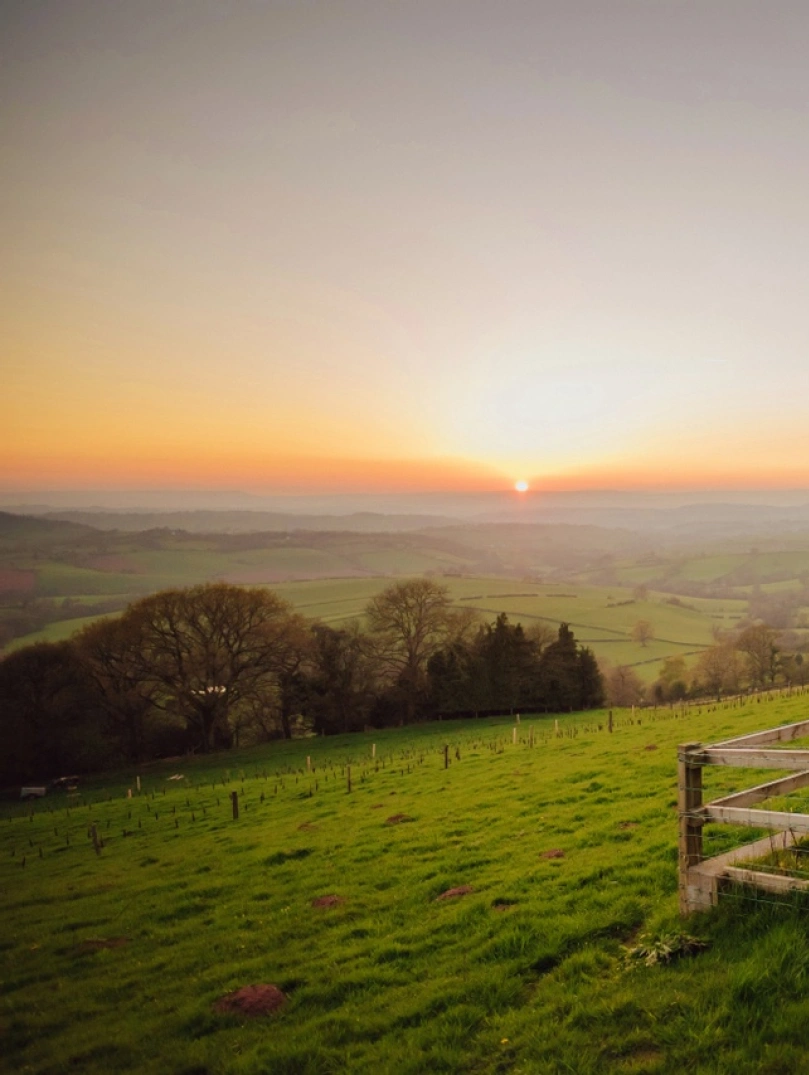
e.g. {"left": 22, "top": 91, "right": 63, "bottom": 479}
{"left": 4, "top": 694, "right": 809, "bottom": 1074}
{"left": 3, "top": 573, "right": 743, "bottom": 681}
{"left": 612, "top": 549, "right": 809, "bottom": 590}
{"left": 4, "top": 614, "right": 117, "bottom": 653}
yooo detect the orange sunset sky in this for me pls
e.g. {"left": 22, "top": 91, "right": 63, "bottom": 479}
{"left": 4, "top": 2, "right": 809, "bottom": 497}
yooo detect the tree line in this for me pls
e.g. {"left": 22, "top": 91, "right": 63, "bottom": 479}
{"left": 0, "top": 579, "right": 605, "bottom": 785}
{"left": 603, "top": 621, "right": 806, "bottom": 707}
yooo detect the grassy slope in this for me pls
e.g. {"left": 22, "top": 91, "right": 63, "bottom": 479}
{"left": 612, "top": 549, "right": 809, "bottom": 589}
{"left": 3, "top": 694, "right": 809, "bottom": 1074}
{"left": 4, "top": 614, "right": 116, "bottom": 652}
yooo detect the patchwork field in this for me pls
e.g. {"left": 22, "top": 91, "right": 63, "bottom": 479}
{"left": 7, "top": 575, "right": 742, "bottom": 678}
{"left": 5, "top": 576, "right": 744, "bottom": 686}
{"left": 270, "top": 577, "right": 743, "bottom": 681}
{"left": 6, "top": 511, "right": 809, "bottom": 682}
{"left": 3, "top": 694, "right": 809, "bottom": 1074}
{"left": 609, "top": 548, "right": 809, "bottom": 590}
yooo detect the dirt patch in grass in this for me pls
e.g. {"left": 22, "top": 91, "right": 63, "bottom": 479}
{"left": 75, "top": 937, "right": 129, "bottom": 953}
{"left": 540, "top": 849, "right": 565, "bottom": 859}
{"left": 644, "top": 744, "right": 658, "bottom": 751}
{"left": 436, "top": 885, "right": 474, "bottom": 900}
{"left": 619, "top": 821, "right": 639, "bottom": 830}
{"left": 492, "top": 899, "right": 518, "bottom": 911}
{"left": 385, "top": 813, "right": 413, "bottom": 825}
{"left": 613, "top": 1044, "right": 663, "bottom": 1069}
{"left": 213, "top": 984, "right": 286, "bottom": 1016}
{"left": 297, "top": 822, "right": 317, "bottom": 831}
{"left": 312, "top": 895, "right": 345, "bottom": 908}
{"left": 621, "top": 924, "right": 644, "bottom": 948}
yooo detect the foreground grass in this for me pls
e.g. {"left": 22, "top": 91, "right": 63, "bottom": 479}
{"left": 3, "top": 695, "right": 809, "bottom": 1074}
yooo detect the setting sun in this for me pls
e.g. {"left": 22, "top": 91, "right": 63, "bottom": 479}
{"left": 515, "top": 480, "right": 529, "bottom": 493}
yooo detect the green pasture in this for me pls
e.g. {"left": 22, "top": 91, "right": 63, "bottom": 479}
{"left": 753, "top": 550, "right": 809, "bottom": 578}
{"left": 613, "top": 549, "right": 809, "bottom": 590}
{"left": 754, "top": 579, "right": 804, "bottom": 594}
{"left": 347, "top": 548, "right": 464, "bottom": 575}
{"left": 610, "top": 563, "right": 668, "bottom": 585}
{"left": 34, "top": 563, "right": 153, "bottom": 598}
{"left": 124, "top": 547, "right": 359, "bottom": 583}
{"left": 4, "top": 694, "right": 809, "bottom": 1074}
{"left": 675, "top": 555, "right": 744, "bottom": 584}
{"left": 272, "top": 578, "right": 391, "bottom": 614}
{"left": 4, "top": 614, "right": 116, "bottom": 653}
{"left": 2, "top": 573, "right": 741, "bottom": 679}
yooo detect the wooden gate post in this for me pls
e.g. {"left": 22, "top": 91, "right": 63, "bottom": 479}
{"left": 678, "top": 742, "right": 703, "bottom": 914}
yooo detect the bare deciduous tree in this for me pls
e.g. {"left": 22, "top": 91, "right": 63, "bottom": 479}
{"left": 603, "top": 664, "right": 645, "bottom": 707}
{"left": 630, "top": 619, "right": 655, "bottom": 647}
{"left": 736, "top": 623, "right": 780, "bottom": 687}
{"left": 365, "top": 579, "right": 471, "bottom": 721}
{"left": 692, "top": 643, "right": 742, "bottom": 699}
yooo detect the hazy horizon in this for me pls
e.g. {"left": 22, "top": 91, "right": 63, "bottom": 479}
{"left": 5, "top": 484, "right": 809, "bottom": 519}
{"left": 5, "top": 1, "right": 809, "bottom": 494}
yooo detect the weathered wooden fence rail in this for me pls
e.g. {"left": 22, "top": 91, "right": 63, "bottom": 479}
{"left": 679, "top": 718, "right": 809, "bottom": 914}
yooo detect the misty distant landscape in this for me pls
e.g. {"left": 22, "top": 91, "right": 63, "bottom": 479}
{"left": 4, "top": 489, "right": 809, "bottom": 668}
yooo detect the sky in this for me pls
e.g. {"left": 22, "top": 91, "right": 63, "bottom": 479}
{"left": 3, "top": 0, "right": 809, "bottom": 496}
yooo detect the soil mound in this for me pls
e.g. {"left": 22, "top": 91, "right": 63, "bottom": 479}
{"left": 436, "top": 885, "right": 474, "bottom": 900}
{"left": 312, "top": 894, "right": 345, "bottom": 908}
{"left": 214, "top": 984, "right": 286, "bottom": 1016}
{"left": 75, "top": 937, "right": 128, "bottom": 953}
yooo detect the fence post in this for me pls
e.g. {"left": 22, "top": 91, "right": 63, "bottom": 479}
{"left": 678, "top": 742, "right": 703, "bottom": 915}
{"left": 230, "top": 790, "right": 239, "bottom": 820}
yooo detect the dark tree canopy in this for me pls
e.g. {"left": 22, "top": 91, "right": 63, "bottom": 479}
{"left": 0, "top": 583, "right": 607, "bottom": 783}
{"left": 0, "top": 642, "right": 109, "bottom": 784}
{"left": 427, "top": 618, "right": 603, "bottom": 716}
{"left": 123, "top": 583, "right": 306, "bottom": 751}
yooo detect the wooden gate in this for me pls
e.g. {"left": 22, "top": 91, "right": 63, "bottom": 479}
{"left": 679, "top": 718, "right": 809, "bottom": 914}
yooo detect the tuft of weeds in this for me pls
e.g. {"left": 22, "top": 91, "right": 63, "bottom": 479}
{"left": 624, "top": 930, "right": 710, "bottom": 967}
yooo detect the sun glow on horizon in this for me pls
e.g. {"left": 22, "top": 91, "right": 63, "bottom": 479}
{"left": 514, "top": 480, "right": 529, "bottom": 493}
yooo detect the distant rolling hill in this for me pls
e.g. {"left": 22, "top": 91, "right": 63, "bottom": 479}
{"left": 40, "top": 509, "right": 461, "bottom": 533}
{"left": 2, "top": 509, "right": 808, "bottom": 680}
